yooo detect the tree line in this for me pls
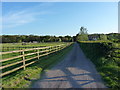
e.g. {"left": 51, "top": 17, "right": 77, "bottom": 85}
{"left": 76, "top": 27, "right": 120, "bottom": 42}
{"left": 1, "top": 27, "right": 120, "bottom": 43}
{"left": 0, "top": 35, "right": 74, "bottom": 43}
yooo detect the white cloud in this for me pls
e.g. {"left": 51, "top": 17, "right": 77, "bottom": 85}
{"left": 2, "top": 3, "right": 52, "bottom": 28}
{"left": 3, "top": 11, "right": 36, "bottom": 28}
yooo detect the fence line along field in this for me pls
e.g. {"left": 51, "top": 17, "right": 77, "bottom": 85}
{"left": 0, "top": 42, "right": 72, "bottom": 77}
{"left": 0, "top": 42, "right": 66, "bottom": 52}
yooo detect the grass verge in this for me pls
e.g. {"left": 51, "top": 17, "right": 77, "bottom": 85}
{"left": 2, "top": 44, "right": 73, "bottom": 88}
{"left": 78, "top": 41, "right": 120, "bottom": 89}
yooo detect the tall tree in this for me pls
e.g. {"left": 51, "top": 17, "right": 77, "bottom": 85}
{"left": 100, "top": 34, "right": 107, "bottom": 40}
{"left": 76, "top": 26, "right": 88, "bottom": 41}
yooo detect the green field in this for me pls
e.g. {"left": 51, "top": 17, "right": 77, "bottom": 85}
{"left": 1, "top": 41, "right": 119, "bottom": 88}
{"left": 1, "top": 43, "right": 73, "bottom": 88}
{"left": 1, "top": 42, "right": 71, "bottom": 76}
{"left": 78, "top": 41, "right": 120, "bottom": 89}
{"left": 1, "top": 42, "right": 66, "bottom": 52}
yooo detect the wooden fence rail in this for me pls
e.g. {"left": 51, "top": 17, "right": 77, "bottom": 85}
{"left": 0, "top": 43, "right": 72, "bottom": 77}
{"left": 1, "top": 46, "right": 47, "bottom": 52}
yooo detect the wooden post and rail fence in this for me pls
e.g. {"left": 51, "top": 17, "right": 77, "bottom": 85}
{"left": 1, "top": 46, "right": 47, "bottom": 52}
{"left": 0, "top": 43, "right": 72, "bottom": 77}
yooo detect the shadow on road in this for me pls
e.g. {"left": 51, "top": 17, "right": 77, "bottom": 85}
{"left": 32, "top": 43, "right": 106, "bottom": 88}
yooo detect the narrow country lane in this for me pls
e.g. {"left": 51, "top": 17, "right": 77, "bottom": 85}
{"left": 32, "top": 43, "right": 106, "bottom": 88}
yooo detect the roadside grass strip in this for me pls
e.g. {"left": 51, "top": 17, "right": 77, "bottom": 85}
{"left": 78, "top": 41, "right": 120, "bottom": 89}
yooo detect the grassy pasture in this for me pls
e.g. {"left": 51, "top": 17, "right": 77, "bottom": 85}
{"left": 1, "top": 42, "right": 66, "bottom": 52}
{"left": 1, "top": 43, "right": 70, "bottom": 76}
{"left": 1, "top": 43, "right": 73, "bottom": 88}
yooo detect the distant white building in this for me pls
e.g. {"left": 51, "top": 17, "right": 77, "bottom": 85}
{"left": 88, "top": 35, "right": 99, "bottom": 41}
{"left": 33, "top": 41, "right": 38, "bottom": 43}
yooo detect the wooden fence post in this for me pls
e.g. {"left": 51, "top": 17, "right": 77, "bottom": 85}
{"left": 37, "top": 49, "right": 39, "bottom": 59}
{"left": 48, "top": 47, "right": 50, "bottom": 54}
{"left": 47, "top": 47, "right": 49, "bottom": 55}
{"left": 22, "top": 50, "right": 25, "bottom": 70}
{"left": 50, "top": 46, "right": 51, "bottom": 52}
{"left": 50, "top": 46, "right": 53, "bottom": 53}
{"left": 59, "top": 45, "right": 61, "bottom": 51}
{"left": 58, "top": 45, "right": 60, "bottom": 51}
{"left": 55, "top": 46, "right": 57, "bottom": 52}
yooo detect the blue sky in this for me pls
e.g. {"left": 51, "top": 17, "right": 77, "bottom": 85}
{"left": 2, "top": 2, "right": 118, "bottom": 36}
